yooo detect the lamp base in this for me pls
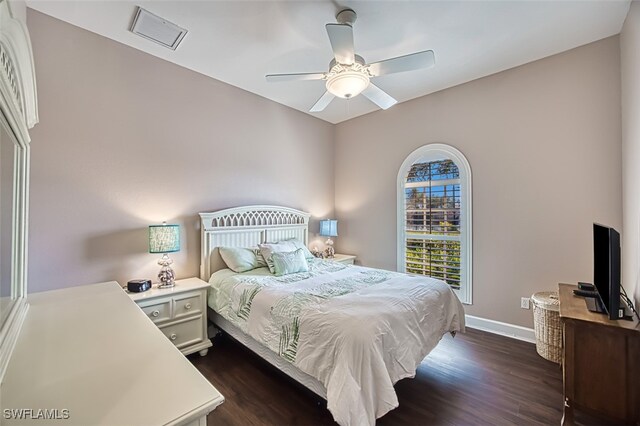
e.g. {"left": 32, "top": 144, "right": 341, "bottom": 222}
{"left": 324, "top": 247, "right": 335, "bottom": 259}
{"left": 157, "top": 254, "right": 176, "bottom": 288}
{"left": 323, "top": 237, "right": 335, "bottom": 259}
{"left": 157, "top": 281, "right": 175, "bottom": 289}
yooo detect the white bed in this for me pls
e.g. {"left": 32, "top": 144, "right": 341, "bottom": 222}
{"left": 200, "top": 206, "right": 465, "bottom": 426}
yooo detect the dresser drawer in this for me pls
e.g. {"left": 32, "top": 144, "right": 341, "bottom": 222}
{"left": 174, "top": 293, "right": 202, "bottom": 319}
{"left": 159, "top": 316, "right": 204, "bottom": 349}
{"left": 140, "top": 300, "right": 171, "bottom": 324}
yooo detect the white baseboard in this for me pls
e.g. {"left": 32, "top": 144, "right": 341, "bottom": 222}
{"left": 465, "top": 314, "right": 536, "bottom": 343}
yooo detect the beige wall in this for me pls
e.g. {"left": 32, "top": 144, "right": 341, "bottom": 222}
{"left": 27, "top": 9, "right": 625, "bottom": 329}
{"left": 335, "top": 37, "right": 622, "bottom": 328}
{"left": 622, "top": 0, "right": 640, "bottom": 307}
{"left": 27, "top": 10, "right": 334, "bottom": 293}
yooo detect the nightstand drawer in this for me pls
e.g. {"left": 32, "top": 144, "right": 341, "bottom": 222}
{"left": 174, "top": 293, "right": 202, "bottom": 319}
{"left": 140, "top": 300, "right": 171, "bottom": 323}
{"left": 160, "top": 316, "right": 204, "bottom": 349}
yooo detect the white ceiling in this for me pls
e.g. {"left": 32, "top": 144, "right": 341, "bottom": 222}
{"left": 26, "top": 0, "right": 631, "bottom": 124}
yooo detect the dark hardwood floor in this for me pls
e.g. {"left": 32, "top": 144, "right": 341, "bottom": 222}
{"left": 190, "top": 328, "right": 597, "bottom": 425}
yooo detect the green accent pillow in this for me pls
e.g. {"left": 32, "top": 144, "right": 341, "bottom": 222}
{"left": 271, "top": 248, "right": 309, "bottom": 276}
{"left": 281, "top": 238, "right": 315, "bottom": 260}
{"left": 259, "top": 240, "right": 313, "bottom": 273}
{"left": 219, "top": 247, "right": 265, "bottom": 273}
{"left": 259, "top": 241, "right": 295, "bottom": 273}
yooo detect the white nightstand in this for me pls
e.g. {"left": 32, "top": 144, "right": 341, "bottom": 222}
{"left": 332, "top": 254, "right": 357, "bottom": 265}
{"left": 127, "top": 277, "right": 212, "bottom": 357}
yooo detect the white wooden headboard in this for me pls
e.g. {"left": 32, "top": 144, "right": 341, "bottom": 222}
{"left": 199, "top": 205, "right": 311, "bottom": 280}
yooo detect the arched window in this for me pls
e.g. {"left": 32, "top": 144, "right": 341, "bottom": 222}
{"left": 397, "top": 144, "right": 472, "bottom": 304}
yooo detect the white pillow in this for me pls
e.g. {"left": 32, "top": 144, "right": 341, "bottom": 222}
{"left": 219, "top": 247, "right": 266, "bottom": 273}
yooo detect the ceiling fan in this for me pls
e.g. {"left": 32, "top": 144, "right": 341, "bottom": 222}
{"left": 266, "top": 8, "right": 435, "bottom": 113}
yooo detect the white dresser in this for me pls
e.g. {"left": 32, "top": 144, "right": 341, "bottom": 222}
{"left": 0, "top": 282, "right": 224, "bottom": 425}
{"left": 128, "top": 278, "right": 212, "bottom": 357}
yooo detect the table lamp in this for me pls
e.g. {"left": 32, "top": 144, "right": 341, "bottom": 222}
{"left": 149, "top": 222, "right": 180, "bottom": 288}
{"left": 319, "top": 219, "right": 338, "bottom": 258}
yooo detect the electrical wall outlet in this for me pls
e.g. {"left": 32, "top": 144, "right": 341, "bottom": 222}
{"left": 521, "top": 297, "right": 531, "bottom": 309}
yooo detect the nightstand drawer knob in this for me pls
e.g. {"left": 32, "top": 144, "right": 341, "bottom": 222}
{"left": 151, "top": 310, "right": 160, "bottom": 317}
{"left": 170, "top": 333, "right": 177, "bottom": 341}
{"left": 185, "top": 303, "right": 192, "bottom": 310}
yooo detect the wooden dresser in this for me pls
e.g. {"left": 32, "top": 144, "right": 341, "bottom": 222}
{"left": 558, "top": 283, "right": 640, "bottom": 425}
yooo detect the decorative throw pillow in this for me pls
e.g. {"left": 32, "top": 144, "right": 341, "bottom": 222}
{"left": 281, "top": 238, "right": 315, "bottom": 260}
{"left": 271, "top": 248, "right": 309, "bottom": 276}
{"left": 259, "top": 242, "right": 290, "bottom": 274}
{"left": 219, "top": 247, "right": 265, "bottom": 273}
{"left": 259, "top": 239, "right": 314, "bottom": 273}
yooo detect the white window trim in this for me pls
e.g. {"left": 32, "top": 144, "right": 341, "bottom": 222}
{"left": 397, "top": 143, "right": 473, "bottom": 304}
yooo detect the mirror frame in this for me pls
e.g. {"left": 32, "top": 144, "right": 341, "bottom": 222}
{"left": 0, "top": 0, "right": 38, "bottom": 382}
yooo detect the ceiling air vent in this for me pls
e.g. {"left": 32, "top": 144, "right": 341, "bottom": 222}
{"left": 130, "top": 7, "right": 187, "bottom": 50}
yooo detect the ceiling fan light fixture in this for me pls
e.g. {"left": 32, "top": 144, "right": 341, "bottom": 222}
{"left": 325, "top": 62, "right": 370, "bottom": 99}
{"left": 326, "top": 72, "right": 369, "bottom": 99}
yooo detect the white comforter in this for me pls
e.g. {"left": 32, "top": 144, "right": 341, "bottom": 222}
{"left": 208, "top": 260, "right": 465, "bottom": 426}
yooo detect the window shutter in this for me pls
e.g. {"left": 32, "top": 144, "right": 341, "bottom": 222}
{"left": 404, "top": 159, "right": 461, "bottom": 289}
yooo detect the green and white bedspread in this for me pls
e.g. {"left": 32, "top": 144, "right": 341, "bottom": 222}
{"left": 208, "top": 259, "right": 465, "bottom": 426}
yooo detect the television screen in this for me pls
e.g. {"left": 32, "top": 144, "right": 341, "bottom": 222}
{"left": 593, "top": 224, "right": 610, "bottom": 312}
{"left": 593, "top": 223, "right": 621, "bottom": 319}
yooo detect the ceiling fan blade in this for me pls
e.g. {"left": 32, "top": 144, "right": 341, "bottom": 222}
{"left": 361, "top": 83, "right": 397, "bottom": 110}
{"left": 309, "top": 91, "right": 335, "bottom": 113}
{"left": 326, "top": 23, "right": 355, "bottom": 65}
{"left": 266, "top": 72, "right": 325, "bottom": 82}
{"left": 368, "top": 50, "right": 435, "bottom": 76}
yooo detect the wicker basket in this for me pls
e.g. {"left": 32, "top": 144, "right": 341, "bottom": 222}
{"left": 532, "top": 291, "right": 562, "bottom": 364}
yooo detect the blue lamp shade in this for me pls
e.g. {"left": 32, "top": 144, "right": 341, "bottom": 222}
{"left": 148, "top": 224, "right": 180, "bottom": 253}
{"left": 319, "top": 219, "right": 338, "bottom": 237}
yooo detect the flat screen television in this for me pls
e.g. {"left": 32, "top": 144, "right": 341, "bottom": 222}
{"left": 593, "top": 223, "right": 622, "bottom": 320}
